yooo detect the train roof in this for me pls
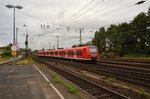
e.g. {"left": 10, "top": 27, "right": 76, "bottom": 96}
{"left": 38, "top": 45, "right": 97, "bottom": 52}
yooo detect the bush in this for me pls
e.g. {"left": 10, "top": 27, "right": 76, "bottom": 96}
{"left": 1, "top": 50, "right": 12, "bottom": 58}
{"left": 65, "top": 84, "right": 77, "bottom": 94}
{"left": 124, "top": 53, "right": 150, "bottom": 57}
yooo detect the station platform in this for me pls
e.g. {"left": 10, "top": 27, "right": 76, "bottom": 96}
{"left": 0, "top": 64, "right": 61, "bottom": 99}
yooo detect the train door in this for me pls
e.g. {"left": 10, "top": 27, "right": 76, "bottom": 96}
{"left": 73, "top": 50, "right": 77, "bottom": 58}
{"left": 65, "top": 51, "right": 68, "bottom": 58}
{"left": 58, "top": 51, "right": 59, "bottom": 57}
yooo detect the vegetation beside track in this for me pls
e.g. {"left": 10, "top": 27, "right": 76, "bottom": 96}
{"left": 51, "top": 75, "right": 78, "bottom": 94}
{"left": 0, "top": 57, "right": 12, "bottom": 62}
{"left": 0, "top": 44, "right": 13, "bottom": 62}
{"left": 91, "top": 7, "right": 150, "bottom": 58}
{"left": 121, "top": 56, "right": 150, "bottom": 60}
{"left": 32, "top": 58, "right": 85, "bottom": 99}
{"left": 16, "top": 57, "right": 34, "bottom": 65}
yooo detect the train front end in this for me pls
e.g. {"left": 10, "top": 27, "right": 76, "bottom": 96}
{"left": 89, "top": 46, "right": 99, "bottom": 62}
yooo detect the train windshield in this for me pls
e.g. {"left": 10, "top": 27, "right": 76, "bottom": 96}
{"left": 90, "top": 47, "right": 97, "bottom": 54}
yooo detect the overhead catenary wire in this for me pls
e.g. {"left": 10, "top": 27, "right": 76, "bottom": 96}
{"left": 62, "top": 0, "right": 96, "bottom": 25}
{"left": 68, "top": 0, "right": 126, "bottom": 25}
{"left": 17, "top": 10, "right": 53, "bottom": 25}
{"left": 63, "top": 0, "right": 105, "bottom": 26}
{"left": 1, "top": 0, "right": 149, "bottom": 48}
{"left": 66, "top": 0, "right": 136, "bottom": 26}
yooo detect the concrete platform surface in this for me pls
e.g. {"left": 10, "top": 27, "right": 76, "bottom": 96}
{"left": 0, "top": 64, "right": 61, "bottom": 99}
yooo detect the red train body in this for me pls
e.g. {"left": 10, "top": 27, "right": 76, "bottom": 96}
{"left": 38, "top": 45, "right": 99, "bottom": 62}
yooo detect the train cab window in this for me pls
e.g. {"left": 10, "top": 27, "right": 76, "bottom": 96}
{"left": 47, "top": 52, "right": 49, "bottom": 55}
{"left": 90, "top": 46, "right": 97, "bottom": 54}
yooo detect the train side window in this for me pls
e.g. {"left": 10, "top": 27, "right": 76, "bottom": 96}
{"left": 55, "top": 51, "right": 58, "bottom": 55}
{"left": 71, "top": 51, "right": 73, "bottom": 55}
{"left": 65, "top": 51, "right": 68, "bottom": 55}
{"left": 77, "top": 51, "right": 79, "bottom": 55}
{"left": 74, "top": 51, "right": 77, "bottom": 55}
{"left": 80, "top": 51, "right": 82, "bottom": 56}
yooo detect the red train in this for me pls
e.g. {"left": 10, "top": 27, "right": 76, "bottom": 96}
{"left": 38, "top": 45, "right": 99, "bottom": 62}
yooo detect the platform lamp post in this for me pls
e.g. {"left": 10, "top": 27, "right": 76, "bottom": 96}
{"left": 23, "top": 24, "right": 28, "bottom": 57}
{"left": 6, "top": 4, "right": 23, "bottom": 71}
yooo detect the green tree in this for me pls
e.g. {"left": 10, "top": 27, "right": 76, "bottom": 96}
{"left": 92, "top": 27, "right": 106, "bottom": 53}
{"left": 92, "top": 7, "right": 150, "bottom": 56}
{"left": 131, "top": 12, "right": 148, "bottom": 53}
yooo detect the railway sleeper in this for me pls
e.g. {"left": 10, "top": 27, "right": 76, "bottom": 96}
{"left": 80, "top": 85, "right": 98, "bottom": 89}
{"left": 87, "top": 89, "right": 104, "bottom": 96}
{"left": 95, "top": 93, "right": 112, "bottom": 99}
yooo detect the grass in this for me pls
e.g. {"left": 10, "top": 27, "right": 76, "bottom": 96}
{"left": 105, "top": 76, "right": 115, "bottom": 84}
{"left": 51, "top": 75, "right": 62, "bottom": 83}
{"left": 0, "top": 57, "right": 12, "bottom": 62}
{"left": 122, "top": 53, "right": 150, "bottom": 60}
{"left": 138, "top": 87, "right": 146, "bottom": 98}
{"left": 64, "top": 84, "right": 77, "bottom": 94}
{"left": 51, "top": 75, "right": 77, "bottom": 94}
{"left": 122, "top": 57, "right": 150, "bottom": 60}
{"left": 16, "top": 57, "right": 35, "bottom": 65}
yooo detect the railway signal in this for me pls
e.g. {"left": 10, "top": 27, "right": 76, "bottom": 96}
{"left": 135, "top": 0, "right": 146, "bottom": 5}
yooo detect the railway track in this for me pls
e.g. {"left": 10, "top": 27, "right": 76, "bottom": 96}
{"left": 0, "top": 56, "right": 23, "bottom": 67}
{"left": 0, "top": 60, "right": 13, "bottom": 66}
{"left": 33, "top": 56, "right": 130, "bottom": 99}
{"left": 98, "top": 59, "right": 150, "bottom": 69}
{"left": 38, "top": 56, "right": 150, "bottom": 89}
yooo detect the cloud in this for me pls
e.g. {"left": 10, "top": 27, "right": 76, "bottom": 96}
{"left": 0, "top": 0, "right": 150, "bottom": 50}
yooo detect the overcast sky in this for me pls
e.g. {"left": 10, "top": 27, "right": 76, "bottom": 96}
{"left": 0, "top": 0, "right": 150, "bottom": 50}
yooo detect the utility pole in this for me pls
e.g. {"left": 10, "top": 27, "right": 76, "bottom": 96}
{"left": 80, "top": 28, "right": 82, "bottom": 45}
{"left": 23, "top": 24, "right": 28, "bottom": 56}
{"left": 16, "top": 27, "right": 18, "bottom": 46}
{"left": 56, "top": 36, "right": 59, "bottom": 49}
{"left": 49, "top": 42, "right": 51, "bottom": 49}
{"left": 79, "top": 28, "right": 83, "bottom": 45}
{"left": 6, "top": 4, "right": 23, "bottom": 71}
